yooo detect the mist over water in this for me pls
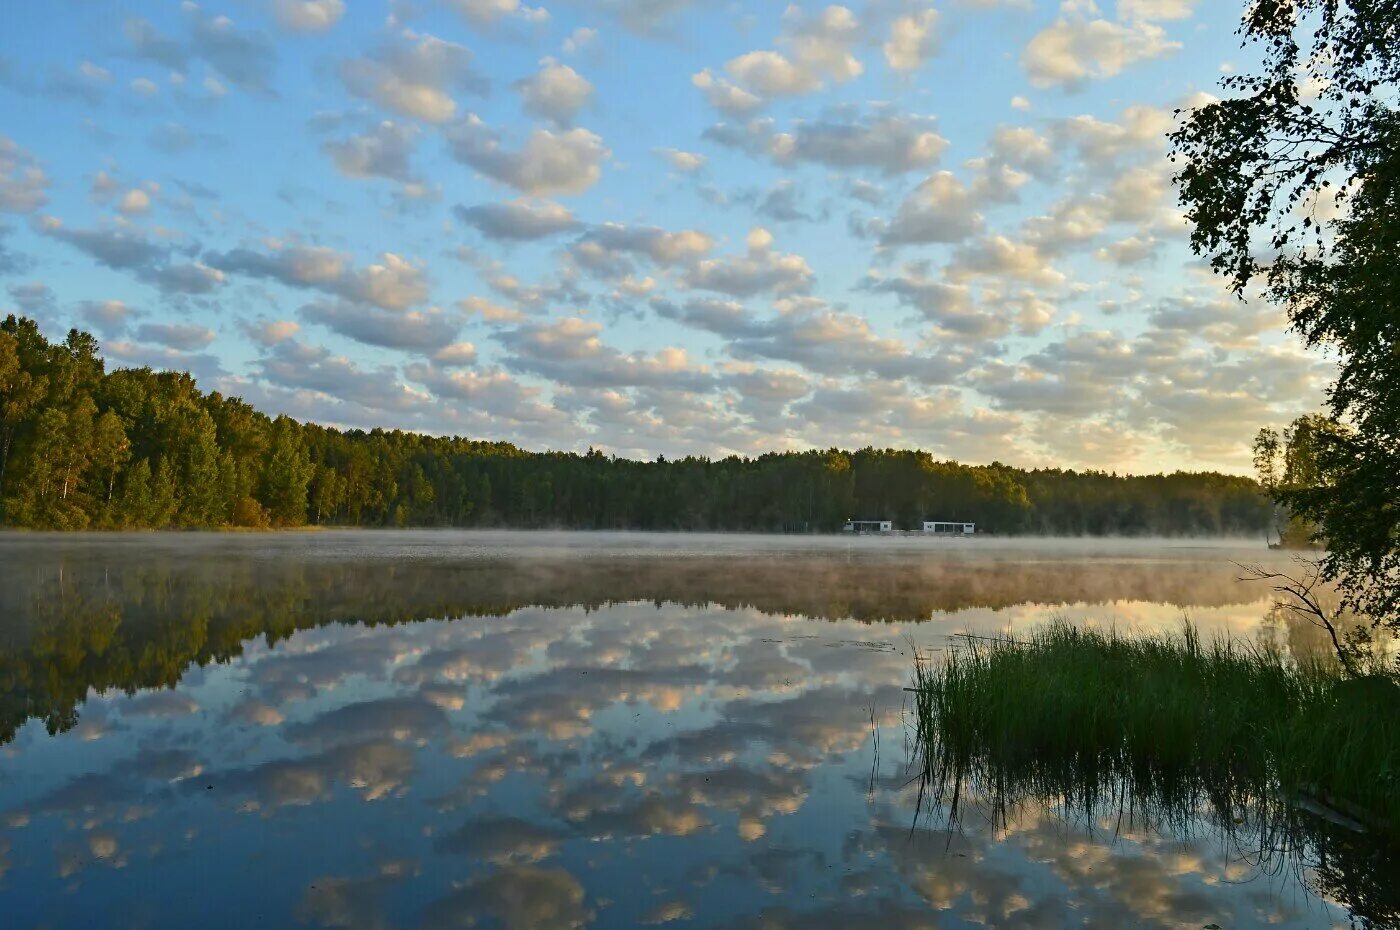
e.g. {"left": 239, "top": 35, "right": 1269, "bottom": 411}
{"left": 0, "top": 532, "right": 1362, "bottom": 928}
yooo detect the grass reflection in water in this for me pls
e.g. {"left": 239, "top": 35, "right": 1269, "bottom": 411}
{"left": 911, "top": 623, "right": 1400, "bottom": 927}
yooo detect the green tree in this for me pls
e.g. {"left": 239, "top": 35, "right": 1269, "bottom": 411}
{"left": 261, "top": 417, "right": 313, "bottom": 526}
{"left": 90, "top": 409, "right": 131, "bottom": 518}
{"left": 1170, "top": 0, "right": 1400, "bottom": 625}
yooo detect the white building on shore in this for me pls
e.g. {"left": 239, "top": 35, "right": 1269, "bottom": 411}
{"left": 922, "top": 521, "right": 975, "bottom": 535}
{"left": 843, "top": 520, "right": 893, "bottom": 533}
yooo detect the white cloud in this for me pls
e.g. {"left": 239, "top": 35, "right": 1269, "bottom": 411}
{"left": 0, "top": 138, "right": 50, "bottom": 213}
{"left": 300, "top": 300, "right": 461, "bottom": 352}
{"left": 949, "top": 235, "right": 1065, "bottom": 286}
{"left": 272, "top": 0, "right": 345, "bottom": 33}
{"left": 706, "top": 110, "right": 948, "bottom": 176}
{"left": 257, "top": 339, "right": 430, "bottom": 414}
{"left": 656, "top": 148, "right": 705, "bottom": 172}
{"left": 455, "top": 199, "right": 582, "bottom": 240}
{"left": 118, "top": 188, "right": 153, "bottom": 215}
{"left": 499, "top": 317, "right": 715, "bottom": 391}
{"left": 562, "top": 27, "right": 596, "bottom": 54}
{"left": 691, "top": 70, "right": 764, "bottom": 116}
{"left": 246, "top": 319, "right": 301, "bottom": 346}
{"left": 340, "top": 31, "right": 486, "bottom": 123}
{"left": 1050, "top": 103, "right": 1175, "bottom": 167}
{"left": 209, "top": 244, "right": 428, "bottom": 310}
{"left": 570, "top": 223, "right": 714, "bottom": 277}
{"left": 1118, "top": 0, "right": 1197, "bottom": 22}
{"left": 875, "top": 171, "right": 984, "bottom": 245}
{"left": 322, "top": 121, "right": 421, "bottom": 184}
{"left": 1023, "top": 14, "right": 1180, "bottom": 89}
{"left": 681, "top": 228, "right": 813, "bottom": 296}
{"left": 515, "top": 59, "right": 593, "bottom": 126}
{"left": 447, "top": 117, "right": 608, "bottom": 196}
{"left": 135, "top": 322, "right": 216, "bottom": 350}
{"left": 696, "top": 4, "right": 863, "bottom": 109}
{"left": 447, "top": 0, "right": 549, "bottom": 27}
{"left": 884, "top": 10, "right": 940, "bottom": 72}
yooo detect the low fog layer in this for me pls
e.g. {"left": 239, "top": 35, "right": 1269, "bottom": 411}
{"left": 0, "top": 528, "right": 1295, "bottom": 565}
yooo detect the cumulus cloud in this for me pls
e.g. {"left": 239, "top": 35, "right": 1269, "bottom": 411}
{"left": 0, "top": 137, "right": 49, "bottom": 213}
{"left": 208, "top": 244, "right": 427, "bottom": 310}
{"left": 119, "top": 188, "right": 153, "bottom": 215}
{"left": 1119, "top": 0, "right": 1198, "bottom": 21}
{"left": 591, "top": 0, "right": 702, "bottom": 35}
{"left": 562, "top": 27, "right": 596, "bottom": 54}
{"left": 272, "top": 0, "right": 345, "bottom": 33}
{"left": 300, "top": 300, "right": 461, "bottom": 352}
{"left": 751, "top": 179, "right": 821, "bottom": 223}
{"left": 570, "top": 223, "right": 714, "bottom": 277}
{"left": 949, "top": 235, "right": 1065, "bottom": 287}
{"left": 1049, "top": 103, "right": 1175, "bottom": 167}
{"left": 126, "top": 6, "right": 277, "bottom": 94}
{"left": 103, "top": 339, "right": 226, "bottom": 381}
{"left": 256, "top": 339, "right": 429, "bottom": 413}
{"left": 37, "top": 217, "right": 227, "bottom": 296}
{"left": 39, "top": 219, "right": 165, "bottom": 270}
{"left": 447, "top": 116, "right": 608, "bottom": 196}
{"left": 1023, "top": 12, "right": 1180, "bottom": 89}
{"left": 1096, "top": 234, "right": 1160, "bottom": 266}
{"left": 707, "top": 109, "right": 948, "bottom": 176}
{"left": 406, "top": 363, "right": 564, "bottom": 426}
{"left": 135, "top": 322, "right": 216, "bottom": 350}
{"left": 861, "top": 268, "right": 1005, "bottom": 340}
{"left": 7, "top": 281, "right": 54, "bottom": 315}
{"left": 455, "top": 199, "right": 582, "bottom": 240}
{"left": 681, "top": 228, "right": 813, "bottom": 297}
{"left": 447, "top": 0, "right": 549, "bottom": 28}
{"left": 145, "top": 262, "right": 227, "bottom": 295}
{"left": 0, "top": 224, "right": 26, "bottom": 275}
{"left": 515, "top": 58, "right": 593, "bottom": 126}
{"left": 874, "top": 171, "right": 984, "bottom": 245}
{"left": 695, "top": 4, "right": 862, "bottom": 110}
{"left": 79, "top": 300, "right": 137, "bottom": 337}
{"left": 499, "top": 317, "right": 715, "bottom": 391}
{"left": 244, "top": 319, "right": 300, "bottom": 346}
{"left": 322, "top": 121, "right": 420, "bottom": 184}
{"left": 340, "top": 31, "right": 487, "bottom": 123}
{"left": 884, "top": 10, "right": 940, "bottom": 72}
{"left": 691, "top": 70, "right": 763, "bottom": 116}
{"left": 656, "top": 148, "right": 705, "bottom": 172}
{"left": 432, "top": 342, "right": 478, "bottom": 366}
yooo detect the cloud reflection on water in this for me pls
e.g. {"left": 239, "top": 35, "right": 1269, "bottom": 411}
{"left": 0, "top": 533, "right": 1356, "bottom": 928}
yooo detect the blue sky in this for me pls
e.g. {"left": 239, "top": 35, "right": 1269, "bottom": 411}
{"left": 0, "top": 0, "right": 1327, "bottom": 472}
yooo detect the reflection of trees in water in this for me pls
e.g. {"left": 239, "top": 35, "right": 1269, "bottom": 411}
{"left": 0, "top": 547, "right": 1278, "bottom": 744}
{"left": 1259, "top": 593, "right": 1397, "bottom": 676}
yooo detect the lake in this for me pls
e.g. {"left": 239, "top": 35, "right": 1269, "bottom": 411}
{"left": 0, "top": 531, "right": 1370, "bottom": 928}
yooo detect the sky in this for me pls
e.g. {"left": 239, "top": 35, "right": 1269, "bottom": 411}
{"left": 0, "top": 0, "right": 1330, "bottom": 474}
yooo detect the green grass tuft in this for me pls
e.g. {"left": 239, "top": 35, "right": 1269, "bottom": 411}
{"left": 912, "top": 621, "right": 1400, "bottom": 842}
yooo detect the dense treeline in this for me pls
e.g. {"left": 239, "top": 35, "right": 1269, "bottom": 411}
{"left": 0, "top": 316, "right": 1270, "bottom": 535}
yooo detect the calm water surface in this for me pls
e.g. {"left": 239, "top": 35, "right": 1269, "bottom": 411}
{"left": 0, "top": 532, "right": 1365, "bottom": 928}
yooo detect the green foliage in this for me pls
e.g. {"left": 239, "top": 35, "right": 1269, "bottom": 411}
{"left": 1171, "top": 0, "right": 1400, "bottom": 625}
{"left": 1253, "top": 416, "right": 1341, "bottom": 548}
{"left": 0, "top": 315, "right": 1273, "bottom": 534}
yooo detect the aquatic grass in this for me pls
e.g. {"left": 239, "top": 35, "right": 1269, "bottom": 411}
{"left": 911, "top": 622, "right": 1400, "bottom": 843}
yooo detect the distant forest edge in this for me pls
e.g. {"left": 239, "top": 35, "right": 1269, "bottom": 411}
{"left": 0, "top": 316, "right": 1271, "bottom": 535}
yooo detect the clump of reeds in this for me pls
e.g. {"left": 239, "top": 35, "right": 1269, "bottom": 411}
{"left": 911, "top": 622, "right": 1400, "bottom": 844}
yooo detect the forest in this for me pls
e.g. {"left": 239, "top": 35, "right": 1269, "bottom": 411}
{"left": 0, "top": 315, "right": 1270, "bottom": 535}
